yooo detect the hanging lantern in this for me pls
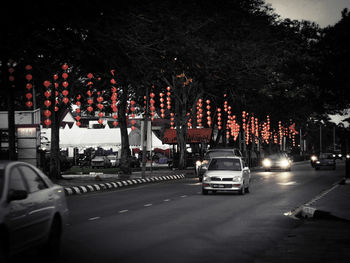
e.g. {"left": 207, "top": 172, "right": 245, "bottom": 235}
{"left": 130, "top": 100, "right": 136, "bottom": 130}
{"left": 24, "top": 65, "right": 33, "bottom": 108}
{"left": 206, "top": 99, "right": 211, "bottom": 127}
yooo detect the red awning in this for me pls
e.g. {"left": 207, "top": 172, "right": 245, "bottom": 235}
{"left": 163, "top": 128, "right": 212, "bottom": 144}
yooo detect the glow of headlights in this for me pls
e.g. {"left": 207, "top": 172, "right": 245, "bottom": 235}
{"left": 262, "top": 159, "right": 271, "bottom": 167}
{"left": 280, "top": 159, "right": 290, "bottom": 168}
{"left": 316, "top": 161, "right": 320, "bottom": 164}
{"left": 311, "top": 156, "right": 318, "bottom": 161}
{"left": 195, "top": 160, "right": 202, "bottom": 167}
{"left": 347, "top": 154, "right": 350, "bottom": 159}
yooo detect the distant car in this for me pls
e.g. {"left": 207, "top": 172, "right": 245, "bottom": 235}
{"left": 262, "top": 152, "right": 292, "bottom": 171}
{"left": 106, "top": 155, "right": 119, "bottom": 167}
{"left": 331, "top": 151, "right": 343, "bottom": 160}
{"left": 91, "top": 156, "right": 111, "bottom": 168}
{"left": 202, "top": 157, "right": 250, "bottom": 195}
{"left": 0, "top": 160, "right": 69, "bottom": 261}
{"left": 196, "top": 148, "right": 243, "bottom": 181}
{"left": 314, "top": 153, "right": 336, "bottom": 170}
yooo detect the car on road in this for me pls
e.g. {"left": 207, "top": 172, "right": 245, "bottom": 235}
{"left": 196, "top": 148, "right": 243, "bottom": 181}
{"left": 201, "top": 157, "right": 250, "bottom": 195}
{"left": 314, "top": 153, "right": 336, "bottom": 170}
{"left": 262, "top": 152, "right": 292, "bottom": 171}
{"left": 107, "top": 154, "right": 119, "bottom": 167}
{"left": 91, "top": 155, "right": 111, "bottom": 168}
{"left": 0, "top": 160, "right": 69, "bottom": 262}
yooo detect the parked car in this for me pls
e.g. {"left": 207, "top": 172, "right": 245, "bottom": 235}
{"left": 314, "top": 153, "right": 336, "bottom": 170}
{"left": 0, "top": 160, "right": 69, "bottom": 261}
{"left": 262, "top": 152, "right": 292, "bottom": 171}
{"left": 331, "top": 151, "right": 343, "bottom": 160}
{"left": 91, "top": 156, "right": 111, "bottom": 168}
{"left": 107, "top": 155, "right": 119, "bottom": 167}
{"left": 201, "top": 157, "right": 250, "bottom": 195}
{"left": 196, "top": 148, "right": 243, "bottom": 181}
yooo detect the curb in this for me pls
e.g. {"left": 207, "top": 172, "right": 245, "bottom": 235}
{"left": 63, "top": 174, "right": 185, "bottom": 196}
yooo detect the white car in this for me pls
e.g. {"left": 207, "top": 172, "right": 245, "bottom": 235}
{"left": 0, "top": 160, "right": 69, "bottom": 261}
{"left": 202, "top": 157, "right": 251, "bottom": 195}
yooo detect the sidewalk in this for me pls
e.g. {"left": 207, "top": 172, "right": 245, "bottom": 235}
{"left": 256, "top": 178, "right": 350, "bottom": 263}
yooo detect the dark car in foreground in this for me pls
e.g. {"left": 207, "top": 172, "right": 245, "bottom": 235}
{"left": 0, "top": 161, "right": 69, "bottom": 262}
{"left": 314, "top": 153, "right": 336, "bottom": 170}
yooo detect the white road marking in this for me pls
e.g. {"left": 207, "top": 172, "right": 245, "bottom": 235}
{"left": 88, "top": 217, "right": 101, "bottom": 221}
{"left": 181, "top": 195, "right": 187, "bottom": 198}
{"left": 119, "top": 210, "right": 129, "bottom": 214}
{"left": 144, "top": 203, "right": 153, "bottom": 207}
{"left": 163, "top": 199, "right": 171, "bottom": 202}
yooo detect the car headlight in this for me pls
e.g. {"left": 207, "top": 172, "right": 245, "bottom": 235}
{"left": 203, "top": 176, "right": 211, "bottom": 182}
{"left": 232, "top": 176, "right": 242, "bottom": 182}
{"left": 280, "top": 159, "right": 290, "bottom": 168}
{"left": 316, "top": 161, "right": 320, "bottom": 164}
{"left": 262, "top": 158, "right": 272, "bottom": 167}
{"left": 311, "top": 155, "right": 318, "bottom": 161}
{"left": 338, "top": 154, "right": 342, "bottom": 158}
{"left": 347, "top": 154, "right": 350, "bottom": 159}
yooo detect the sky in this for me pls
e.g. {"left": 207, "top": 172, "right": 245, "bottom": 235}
{"left": 265, "top": 0, "right": 350, "bottom": 27}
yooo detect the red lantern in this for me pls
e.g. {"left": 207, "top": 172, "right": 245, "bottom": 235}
{"left": 62, "top": 64, "right": 69, "bottom": 71}
{"left": 113, "top": 121, "right": 118, "bottom": 127}
{"left": 62, "top": 90, "right": 69, "bottom": 96}
{"left": 44, "top": 119, "right": 51, "bottom": 126}
{"left": 25, "top": 74, "right": 32, "bottom": 81}
{"left": 87, "top": 106, "right": 93, "bottom": 112}
{"left": 62, "top": 81, "right": 69, "bottom": 88}
{"left": 44, "top": 100, "right": 51, "bottom": 107}
{"left": 98, "top": 119, "right": 103, "bottom": 125}
{"left": 62, "top": 97, "right": 69, "bottom": 104}
{"left": 44, "top": 110, "right": 51, "bottom": 118}
{"left": 62, "top": 72, "right": 68, "bottom": 79}
{"left": 26, "top": 83, "right": 33, "bottom": 90}
{"left": 25, "top": 101, "right": 33, "bottom": 108}
{"left": 44, "top": 91, "right": 51, "bottom": 98}
{"left": 76, "top": 121, "right": 81, "bottom": 127}
{"left": 43, "top": 80, "right": 51, "bottom": 88}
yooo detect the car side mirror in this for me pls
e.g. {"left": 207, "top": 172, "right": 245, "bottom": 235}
{"left": 8, "top": 190, "right": 28, "bottom": 202}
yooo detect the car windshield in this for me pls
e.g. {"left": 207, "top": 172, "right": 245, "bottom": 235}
{"left": 0, "top": 169, "right": 4, "bottom": 196}
{"left": 206, "top": 151, "right": 235, "bottom": 159}
{"left": 208, "top": 159, "right": 242, "bottom": 171}
{"left": 319, "top": 153, "right": 333, "bottom": 159}
{"left": 269, "top": 154, "right": 284, "bottom": 160}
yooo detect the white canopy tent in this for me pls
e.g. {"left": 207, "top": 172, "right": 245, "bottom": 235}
{"left": 40, "top": 123, "right": 168, "bottom": 151}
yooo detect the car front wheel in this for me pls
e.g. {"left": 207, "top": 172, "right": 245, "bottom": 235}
{"left": 42, "top": 216, "right": 62, "bottom": 260}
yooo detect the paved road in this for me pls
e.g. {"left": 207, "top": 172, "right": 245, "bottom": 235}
{"left": 15, "top": 161, "right": 347, "bottom": 262}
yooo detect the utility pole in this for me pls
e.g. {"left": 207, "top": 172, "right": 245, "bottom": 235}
{"left": 320, "top": 125, "right": 322, "bottom": 153}
{"left": 141, "top": 86, "right": 149, "bottom": 179}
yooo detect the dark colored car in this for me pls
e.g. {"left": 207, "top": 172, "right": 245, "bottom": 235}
{"left": 196, "top": 148, "right": 243, "bottom": 181}
{"left": 262, "top": 152, "right": 292, "bottom": 171}
{"left": 314, "top": 153, "right": 336, "bottom": 170}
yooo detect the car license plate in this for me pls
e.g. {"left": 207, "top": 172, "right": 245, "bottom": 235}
{"left": 212, "top": 184, "right": 225, "bottom": 188}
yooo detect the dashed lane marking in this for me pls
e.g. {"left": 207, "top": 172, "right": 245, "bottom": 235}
{"left": 118, "top": 210, "right": 129, "bottom": 214}
{"left": 144, "top": 203, "right": 153, "bottom": 207}
{"left": 88, "top": 217, "right": 101, "bottom": 221}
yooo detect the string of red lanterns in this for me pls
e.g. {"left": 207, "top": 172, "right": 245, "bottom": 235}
{"left": 25, "top": 65, "right": 33, "bottom": 108}
{"left": 61, "top": 64, "right": 69, "bottom": 105}
{"left": 130, "top": 100, "right": 136, "bottom": 130}
{"left": 150, "top": 86, "right": 155, "bottom": 121}
{"left": 86, "top": 73, "right": 94, "bottom": 114}
{"left": 43, "top": 80, "right": 52, "bottom": 127}
{"left": 206, "top": 99, "right": 211, "bottom": 127}
{"left": 75, "top": 95, "right": 81, "bottom": 126}
{"left": 110, "top": 70, "right": 118, "bottom": 127}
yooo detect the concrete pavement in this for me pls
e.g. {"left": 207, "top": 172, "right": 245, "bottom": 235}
{"left": 256, "top": 177, "right": 350, "bottom": 263}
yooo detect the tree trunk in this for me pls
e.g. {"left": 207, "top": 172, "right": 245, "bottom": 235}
{"left": 118, "top": 87, "right": 131, "bottom": 176}
{"left": 49, "top": 110, "right": 62, "bottom": 180}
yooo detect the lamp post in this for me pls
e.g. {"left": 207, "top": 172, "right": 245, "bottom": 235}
{"left": 141, "top": 86, "right": 149, "bottom": 179}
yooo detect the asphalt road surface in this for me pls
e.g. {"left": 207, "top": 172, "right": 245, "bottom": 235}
{"left": 14, "top": 161, "right": 346, "bottom": 263}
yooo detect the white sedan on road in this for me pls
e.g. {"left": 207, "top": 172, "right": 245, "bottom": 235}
{"left": 202, "top": 157, "right": 251, "bottom": 195}
{"left": 0, "top": 160, "right": 69, "bottom": 262}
